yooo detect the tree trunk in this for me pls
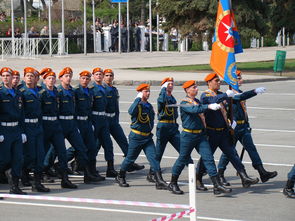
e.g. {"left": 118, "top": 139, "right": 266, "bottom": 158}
{"left": 140, "top": 0, "right": 146, "bottom": 25}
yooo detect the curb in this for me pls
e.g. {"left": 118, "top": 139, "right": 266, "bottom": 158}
{"left": 112, "top": 77, "right": 295, "bottom": 86}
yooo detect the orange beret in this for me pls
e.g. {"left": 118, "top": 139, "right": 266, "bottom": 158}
{"left": 204, "top": 73, "right": 218, "bottom": 82}
{"left": 59, "top": 67, "right": 73, "bottom": 78}
{"left": 161, "top": 77, "right": 174, "bottom": 86}
{"left": 103, "top": 69, "right": 114, "bottom": 75}
{"left": 0, "top": 67, "right": 13, "bottom": 75}
{"left": 79, "top": 70, "right": 91, "bottom": 77}
{"left": 236, "top": 70, "right": 241, "bottom": 76}
{"left": 182, "top": 80, "right": 196, "bottom": 89}
{"left": 24, "top": 67, "right": 38, "bottom": 76}
{"left": 43, "top": 71, "right": 56, "bottom": 79}
{"left": 13, "top": 70, "right": 20, "bottom": 76}
{"left": 40, "top": 68, "right": 52, "bottom": 76}
{"left": 136, "top": 83, "right": 150, "bottom": 92}
{"left": 92, "top": 67, "right": 103, "bottom": 75}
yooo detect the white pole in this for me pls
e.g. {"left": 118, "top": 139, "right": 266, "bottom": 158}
{"left": 156, "top": 0, "right": 159, "bottom": 51}
{"left": 62, "top": 0, "right": 65, "bottom": 36}
{"left": 92, "top": 0, "right": 96, "bottom": 53}
{"left": 84, "top": 0, "right": 87, "bottom": 55}
{"left": 11, "top": 0, "right": 15, "bottom": 57}
{"left": 188, "top": 164, "right": 197, "bottom": 221}
{"left": 23, "top": 0, "right": 27, "bottom": 57}
{"left": 282, "top": 27, "right": 285, "bottom": 47}
{"left": 48, "top": 0, "right": 52, "bottom": 56}
{"left": 38, "top": 0, "right": 41, "bottom": 19}
{"left": 118, "top": 2, "right": 121, "bottom": 53}
{"left": 127, "top": 0, "right": 130, "bottom": 52}
{"left": 149, "top": 0, "right": 152, "bottom": 52}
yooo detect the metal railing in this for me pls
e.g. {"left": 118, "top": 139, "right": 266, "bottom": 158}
{"left": 0, "top": 37, "right": 68, "bottom": 60}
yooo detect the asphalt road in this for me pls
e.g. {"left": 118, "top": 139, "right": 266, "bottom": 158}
{"left": 0, "top": 80, "right": 294, "bottom": 221}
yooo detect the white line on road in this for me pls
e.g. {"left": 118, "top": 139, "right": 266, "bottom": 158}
{"left": 0, "top": 201, "right": 243, "bottom": 221}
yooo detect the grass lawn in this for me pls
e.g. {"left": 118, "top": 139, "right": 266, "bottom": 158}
{"left": 132, "top": 59, "right": 295, "bottom": 75}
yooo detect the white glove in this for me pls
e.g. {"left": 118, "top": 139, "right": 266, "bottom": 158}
{"left": 0, "top": 135, "right": 4, "bottom": 142}
{"left": 231, "top": 120, "right": 237, "bottom": 129}
{"left": 161, "top": 82, "right": 169, "bottom": 89}
{"left": 21, "top": 134, "right": 27, "bottom": 143}
{"left": 226, "top": 90, "right": 235, "bottom": 98}
{"left": 208, "top": 103, "right": 221, "bottom": 111}
{"left": 92, "top": 125, "right": 95, "bottom": 131}
{"left": 255, "top": 87, "right": 266, "bottom": 94}
{"left": 136, "top": 92, "right": 143, "bottom": 99}
{"left": 77, "top": 129, "right": 80, "bottom": 134}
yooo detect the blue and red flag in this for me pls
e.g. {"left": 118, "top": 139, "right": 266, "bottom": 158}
{"left": 210, "top": 0, "right": 243, "bottom": 90}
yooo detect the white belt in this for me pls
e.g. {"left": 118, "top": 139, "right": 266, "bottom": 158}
{"left": 1, "top": 122, "right": 18, "bottom": 127}
{"left": 77, "top": 116, "right": 88, "bottom": 120}
{"left": 106, "top": 113, "right": 116, "bottom": 118}
{"left": 25, "top": 118, "right": 38, "bottom": 123}
{"left": 42, "top": 116, "right": 57, "bottom": 121}
{"left": 59, "top": 115, "right": 74, "bottom": 120}
{"left": 92, "top": 111, "right": 106, "bottom": 116}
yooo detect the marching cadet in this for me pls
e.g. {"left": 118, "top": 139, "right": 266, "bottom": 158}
{"left": 39, "top": 70, "right": 77, "bottom": 188}
{"left": 196, "top": 73, "right": 259, "bottom": 190}
{"left": 116, "top": 84, "right": 168, "bottom": 190}
{"left": 12, "top": 70, "right": 22, "bottom": 90}
{"left": 168, "top": 80, "right": 231, "bottom": 195}
{"left": 217, "top": 70, "right": 277, "bottom": 185}
{"left": 90, "top": 67, "right": 115, "bottom": 178}
{"left": 147, "top": 77, "right": 193, "bottom": 183}
{"left": 57, "top": 67, "right": 103, "bottom": 183}
{"left": 103, "top": 69, "right": 144, "bottom": 177}
{"left": 283, "top": 165, "right": 295, "bottom": 198}
{"left": 0, "top": 67, "right": 27, "bottom": 194}
{"left": 19, "top": 67, "right": 50, "bottom": 192}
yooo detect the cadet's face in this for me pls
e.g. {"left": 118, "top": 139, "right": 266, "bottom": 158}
{"left": 142, "top": 89, "right": 150, "bottom": 100}
{"left": 80, "top": 76, "right": 91, "bottom": 87}
{"left": 1, "top": 72, "right": 12, "bottom": 85}
{"left": 208, "top": 77, "right": 221, "bottom": 90}
{"left": 12, "top": 75, "right": 20, "bottom": 87}
{"left": 60, "top": 73, "right": 72, "bottom": 85}
{"left": 166, "top": 82, "right": 174, "bottom": 93}
{"left": 104, "top": 73, "right": 114, "bottom": 84}
{"left": 186, "top": 85, "right": 198, "bottom": 97}
{"left": 24, "top": 73, "right": 35, "bottom": 85}
{"left": 45, "top": 76, "right": 56, "bottom": 87}
{"left": 93, "top": 72, "right": 104, "bottom": 83}
{"left": 237, "top": 75, "right": 243, "bottom": 86}
{"left": 35, "top": 75, "right": 40, "bottom": 84}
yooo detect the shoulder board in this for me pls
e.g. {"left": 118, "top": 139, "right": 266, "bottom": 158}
{"left": 39, "top": 89, "right": 46, "bottom": 94}
{"left": 57, "top": 88, "right": 62, "bottom": 92}
{"left": 19, "top": 87, "right": 25, "bottom": 92}
{"left": 181, "top": 98, "right": 194, "bottom": 104}
{"left": 89, "top": 85, "right": 94, "bottom": 89}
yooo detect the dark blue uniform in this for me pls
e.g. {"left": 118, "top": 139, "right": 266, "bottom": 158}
{"left": 56, "top": 85, "right": 89, "bottom": 168}
{"left": 120, "top": 98, "right": 160, "bottom": 172}
{"left": 196, "top": 89, "right": 245, "bottom": 176}
{"left": 171, "top": 96, "right": 217, "bottom": 177}
{"left": 20, "top": 85, "right": 45, "bottom": 174}
{"left": 218, "top": 89, "right": 263, "bottom": 170}
{"left": 0, "top": 86, "right": 23, "bottom": 178}
{"left": 104, "top": 83, "right": 128, "bottom": 156}
{"left": 288, "top": 165, "right": 295, "bottom": 182}
{"left": 91, "top": 83, "right": 114, "bottom": 161}
{"left": 39, "top": 86, "right": 68, "bottom": 172}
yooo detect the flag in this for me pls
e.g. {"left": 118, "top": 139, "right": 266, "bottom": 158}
{"left": 210, "top": 0, "right": 243, "bottom": 90}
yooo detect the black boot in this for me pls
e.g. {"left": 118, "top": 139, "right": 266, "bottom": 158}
{"left": 21, "top": 168, "right": 32, "bottom": 187}
{"left": 218, "top": 169, "right": 230, "bottom": 186}
{"left": 154, "top": 171, "right": 168, "bottom": 190}
{"left": 44, "top": 166, "right": 57, "bottom": 178}
{"left": 168, "top": 175, "right": 184, "bottom": 195}
{"left": 0, "top": 171, "right": 8, "bottom": 184}
{"left": 32, "top": 172, "right": 50, "bottom": 192}
{"left": 5, "top": 170, "right": 27, "bottom": 195}
{"left": 255, "top": 164, "right": 278, "bottom": 183}
{"left": 127, "top": 163, "right": 145, "bottom": 172}
{"left": 106, "top": 160, "right": 118, "bottom": 178}
{"left": 210, "top": 176, "right": 232, "bottom": 195}
{"left": 89, "top": 160, "right": 105, "bottom": 181}
{"left": 84, "top": 165, "right": 105, "bottom": 184}
{"left": 70, "top": 160, "right": 84, "bottom": 175}
{"left": 196, "top": 173, "right": 208, "bottom": 191}
{"left": 115, "top": 170, "right": 129, "bottom": 187}
{"left": 283, "top": 180, "right": 295, "bottom": 198}
{"left": 238, "top": 170, "right": 259, "bottom": 188}
{"left": 146, "top": 169, "right": 155, "bottom": 183}
{"left": 61, "top": 172, "right": 77, "bottom": 189}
